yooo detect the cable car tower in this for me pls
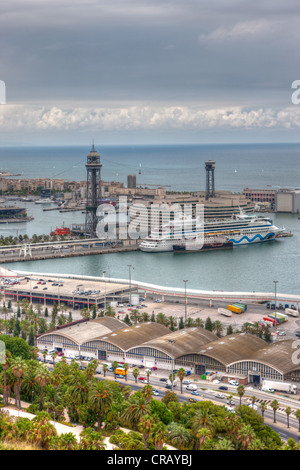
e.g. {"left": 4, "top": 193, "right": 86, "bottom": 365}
{"left": 85, "top": 144, "right": 102, "bottom": 237}
{"left": 205, "top": 160, "right": 216, "bottom": 200}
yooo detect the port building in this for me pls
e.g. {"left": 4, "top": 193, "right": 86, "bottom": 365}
{"left": 36, "top": 321, "right": 300, "bottom": 384}
{"left": 275, "top": 189, "right": 300, "bottom": 214}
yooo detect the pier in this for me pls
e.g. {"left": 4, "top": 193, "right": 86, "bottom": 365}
{"left": 0, "top": 239, "right": 139, "bottom": 263}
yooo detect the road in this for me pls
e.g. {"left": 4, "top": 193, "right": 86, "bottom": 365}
{"left": 44, "top": 359, "right": 300, "bottom": 442}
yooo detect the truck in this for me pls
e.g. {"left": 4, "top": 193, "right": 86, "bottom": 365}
{"left": 166, "top": 378, "right": 178, "bottom": 388}
{"left": 263, "top": 316, "right": 280, "bottom": 327}
{"left": 227, "top": 304, "right": 242, "bottom": 314}
{"left": 114, "top": 367, "right": 128, "bottom": 376}
{"left": 285, "top": 308, "right": 299, "bottom": 317}
{"left": 218, "top": 308, "right": 232, "bottom": 317}
{"left": 262, "top": 380, "right": 297, "bottom": 395}
{"left": 268, "top": 312, "right": 288, "bottom": 324}
{"left": 263, "top": 317, "right": 275, "bottom": 328}
{"left": 232, "top": 302, "right": 247, "bottom": 312}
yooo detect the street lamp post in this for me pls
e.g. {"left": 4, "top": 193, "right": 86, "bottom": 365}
{"left": 183, "top": 280, "right": 188, "bottom": 323}
{"left": 168, "top": 339, "right": 176, "bottom": 392}
{"left": 274, "top": 280, "right": 278, "bottom": 325}
{"left": 128, "top": 265, "right": 134, "bottom": 305}
{"left": 103, "top": 272, "right": 107, "bottom": 311}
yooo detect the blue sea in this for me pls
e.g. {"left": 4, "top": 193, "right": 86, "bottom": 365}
{"left": 1, "top": 143, "right": 299, "bottom": 295}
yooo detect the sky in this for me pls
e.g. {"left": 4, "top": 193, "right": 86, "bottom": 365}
{"left": 1, "top": 0, "right": 300, "bottom": 145}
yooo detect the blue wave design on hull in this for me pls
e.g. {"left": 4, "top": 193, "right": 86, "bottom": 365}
{"left": 230, "top": 233, "right": 275, "bottom": 244}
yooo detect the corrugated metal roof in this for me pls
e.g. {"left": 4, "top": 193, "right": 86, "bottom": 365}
{"left": 142, "top": 328, "right": 218, "bottom": 358}
{"left": 92, "top": 322, "right": 170, "bottom": 351}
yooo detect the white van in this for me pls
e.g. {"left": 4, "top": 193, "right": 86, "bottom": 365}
{"left": 186, "top": 384, "right": 198, "bottom": 391}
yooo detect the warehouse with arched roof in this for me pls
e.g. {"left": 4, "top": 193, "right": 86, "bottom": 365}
{"left": 227, "top": 339, "right": 300, "bottom": 383}
{"left": 81, "top": 322, "right": 170, "bottom": 363}
{"left": 175, "top": 333, "right": 267, "bottom": 376}
{"left": 36, "top": 317, "right": 126, "bottom": 357}
{"left": 127, "top": 327, "right": 218, "bottom": 370}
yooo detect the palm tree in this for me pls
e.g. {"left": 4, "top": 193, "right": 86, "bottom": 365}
{"left": 236, "top": 385, "right": 245, "bottom": 405}
{"left": 176, "top": 368, "right": 186, "bottom": 394}
{"left": 68, "top": 371, "right": 89, "bottom": 406}
{"left": 260, "top": 401, "right": 267, "bottom": 420}
{"left": 191, "top": 408, "right": 214, "bottom": 438}
{"left": 121, "top": 397, "right": 150, "bottom": 430}
{"left": 214, "top": 438, "right": 234, "bottom": 450}
{"left": 239, "top": 424, "right": 256, "bottom": 450}
{"left": 112, "top": 361, "right": 118, "bottom": 379}
{"left": 295, "top": 409, "right": 300, "bottom": 432}
{"left": 196, "top": 427, "right": 211, "bottom": 449}
{"left": 1, "top": 350, "right": 11, "bottom": 405}
{"left": 270, "top": 399, "right": 279, "bottom": 423}
{"left": 285, "top": 406, "right": 292, "bottom": 428}
{"left": 35, "top": 365, "right": 50, "bottom": 411}
{"left": 213, "top": 320, "right": 223, "bottom": 337}
{"left": 88, "top": 381, "right": 113, "bottom": 431}
{"left": 10, "top": 357, "right": 27, "bottom": 409}
{"left": 146, "top": 369, "right": 151, "bottom": 384}
{"left": 132, "top": 368, "right": 139, "bottom": 383}
{"left": 166, "top": 422, "right": 191, "bottom": 450}
{"left": 50, "top": 371, "right": 62, "bottom": 406}
{"left": 102, "top": 363, "right": 108, "bottom": 377}
{"left": 151, "top": 422, "right": 167, "bottom": 450}
{"left": 138, "top": 414, "right": 154, "bottom": 450}
{"left": 123, "top": 362, "right": 129, "bottom": 381}
{"left": 142, "top": 384, "right": 153, "bottom": 403}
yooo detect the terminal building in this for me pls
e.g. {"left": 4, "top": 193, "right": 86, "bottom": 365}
{"left": 36, "top": 319, "right": 300, "bottom": 384}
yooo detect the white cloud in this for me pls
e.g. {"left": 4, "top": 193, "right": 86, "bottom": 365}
{"left": 199, "top": 19, "right": 276, "bottom": 43}
{"left": 1, "top": 103, "right": 300, "bottom": 133}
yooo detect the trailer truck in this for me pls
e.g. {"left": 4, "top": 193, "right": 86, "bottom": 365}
{"left": 262, "top": 380, "right": 297, "bottom": 394}
{"left": 227, "top": 304, "right": 242, "bottom": 314}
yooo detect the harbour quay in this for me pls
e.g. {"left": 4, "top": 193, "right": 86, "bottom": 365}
{"left": 0, "top": 271, "right": 132, "bottom": 311}
{"left": 0, "top": 238, "right": 139, "bottom": 264}
{"left": 2, "top": 267, "right": 300, "bottom": 311}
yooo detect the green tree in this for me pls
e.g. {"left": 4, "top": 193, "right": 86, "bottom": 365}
{"left": 10, "top": 357, "right": 27, "bottom": 409}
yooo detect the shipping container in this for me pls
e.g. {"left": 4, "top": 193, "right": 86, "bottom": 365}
{"left": 232, "top": 302, "right": 247, "bottom": 312}
{"left": 228, "top": 304, "right": 242, "bottom": 314}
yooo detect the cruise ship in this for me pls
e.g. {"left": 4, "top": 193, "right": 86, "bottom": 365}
{"left": 139, "top": 213, "right": 284, "bottom": 252}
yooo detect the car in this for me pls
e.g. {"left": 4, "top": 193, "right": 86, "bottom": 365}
{"left": 219, "top": 386, "right": 228, "bottom": 391}
{"left": 191, "top": 390, "right": 199, "bottom": 396}
{"left": 153, "top": 391, "right": 159, "bottom": 396}
{"left": 227, "top": 400, "right": 235, "bottom": 406}
{"left": 189, "top": 398, "right": 198, "bottom": 403}
{"left": 138, "top": 377, "right": 146, "bottom": 381}
{"left": 151, "top": 367, "right": 157, "bottom": 371}
{"left": 186, "top": 384, "right": 197, "bottom": 391}
{"left": 225, "top": 406, "right": 235, "bottom": 413}
{"left": 43, "top": 287, "right": 47, "bottom": 290}
{"left": 278, "top": 331, "right": 286, "bottom": 336}
{"left": 116, "top": 374, "right": 124, "bottom": 379}
{"left": 33, "top": 286, "right": 38, "bottom": 289}
{"left": 159, "top": 378, "right": 167, "bottom": 382}
{"left": 57, "top": 352, "right": 64, "bottom": 356}
{"left": 229, "top": 380, "right": 239, "bottom": 386}
{"left": 212, "top": 379, "right": 220, "bottom": 384}
{"left": 138, "top": 365, "right": 144, "bottom": 369}
{"left": 183, "top": 379, "right": 191, "bottom": 384}
{"left": 215, "top": 393, "right": 225, "bottom": 399}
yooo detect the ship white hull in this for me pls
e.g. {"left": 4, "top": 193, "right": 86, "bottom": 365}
{"left": 140, "top": 227, "right": 280, "bottom": 252}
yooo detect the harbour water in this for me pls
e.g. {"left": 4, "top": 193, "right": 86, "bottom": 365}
{"left": 1, "top": 143, "right": 299, "bottom": 295}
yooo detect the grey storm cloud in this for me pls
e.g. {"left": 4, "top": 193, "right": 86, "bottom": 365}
{"left": 0, "top": 0, "right": 300, "bottom": 142}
